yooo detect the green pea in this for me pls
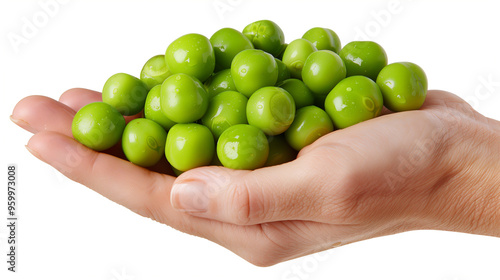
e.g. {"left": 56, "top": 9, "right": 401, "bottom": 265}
{"left": 204, "top": 69, "right": 237, "bottom": 98}
{"left": 242, "top": 20, "right": 286, "bottom": 57}
{"left": 277, "top": 78, "right": 315, "bottom": 109}
{"left": 247, "top": 87, "right": 295, "bottom": 136}
{"left": 231, "top": 49, "right": 278, "bottom": 98}
{"left": 102, "top": 73, "right": 149, "bottom": 116}
{"left": 165, "top": 123, "right": 214, "bottom": 172}
{"left": 325, "top": 76, "right": 383, "bottom": 129}
{"left": 302, "top": 50, "right": 346, "bottom": 106}
{"left": 201, "top": 91, "right": 248, "bottom": 139}
{"left": 302, "top": 27, "right": 341, "bottom": 53}
{"left": 160, "top": 73, "right": 209, "bottom": 124}
{"left": 339, "top": 41, "right": 387, "bottom": 81}
{"left": 72, "top": 102, "right": 126, "bottom": 151}
{"left": 376, "top": 62, "right": 428, "bottom": 112}
{"left": 165, "top": 33, "right": 215, "bottom": 82}
{"left": 285, "top": 106, "right": 333, "bottom": 151}
{"left": 210, "top": 27, "right": 254, "bottom": 70}
{"left": 275, "top": 58, "right": 291, "bottom": 84}
{"left": 265, "top": 135, "right": 297, "bottom": 167}
{"left": 217, "top": 124, "right": 269, "bottom": 170}
{"left": 282, "top": 38, "right": 318, "bottom": 79}
{"left": 122, "top": 118, "right": 167, "bottom": 167}
{"left": 276, "top": 43, "right": 288, "bottom": 60}
{"left": 140, "top": 55, "right": 171, "bottom": 90}
{"left": 144, "top": 85, "right": 176, "bottom": 131}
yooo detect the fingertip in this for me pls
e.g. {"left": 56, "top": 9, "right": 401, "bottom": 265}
{"left": 59, "top": 88, "right": 102, "bottom": 111}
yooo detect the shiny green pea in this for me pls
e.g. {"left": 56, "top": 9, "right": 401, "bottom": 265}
{"left": 282, "top": 38, "right": 317, "bottom": 79}
{"left": 275, "top": 58, "right": 291, "bottom": 84}
{"left": 285, "top": 106, "right": 333, "bottom": 151}
{"left": 210, "top": 27, "right": 254, "bottom": 70}
{"left": 201, "top": 91, "right": 248, "bottom": 139}
{"left": 302, "top": 50, "right": 346, "bottom": 106}
{"left": 144, "top": 85, "right": 176, "bottom": 131}
{"left": 242, "top": 20, "right": 286, "bottom": 57}
{"left": 72, "top": 102, "right": 126, "bottom": 151}
{"left": 265, "top": 135, "right": 297, "bottom": 167}
{"left": 231, "top": 49, "right": 278, "bottom": 98}
{"left": 339, "top": 41, "right": 387, "bottom": 81}
{"left": 325, "top": 76, "right": 383, "bottom": 129}
{"left": 302, "top": 27, "right": 341, "bottom": 53}
{"left": 102, "top": 73, "right": 149, "bottom": 116}
{"left": 165, "top": 123, "right": 214, "bottom": 172}
{"left": 376, "top": 62, "right": 428, "bottom": 112}
{"left": 140, "top": 55, "right": 171, "bottom": 90}
{"left": 246, "top": 87, "right": 295, "bottom": 136}
{"left": 165, "top": 33, "right": 215, "bottom": 82}
{"left": 277, "top": 78, "right": 315, "bottom": 109}
{"left": 217, "top": 124, "right": 269, "bottom": 170}
{"left": 160, "top": 73, "right": 209, "bottom": 124}
{"left": 122, "top": 118, "right": 167, "bottom": 167}
{"left": 204, "top": 69, "right": 237, "bottom": 98}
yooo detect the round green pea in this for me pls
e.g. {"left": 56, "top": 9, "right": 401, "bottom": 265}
{"left": 140, "top": 55, "right": 171, "bottom": 90}
{"left": 231, "top": 49, "right": 278, "bottom": 98}
{"left": 204, "top": 69, "right": 237, "bottom": 98}
{"left": 325, "top": 76, "right": 384, "bottom": 129}
{"left": 144, "top": 85, "right": 176, "bottom": 131}
{"left": 72, "top": 102, "right": 126, "bottom": 151}
{"left": 165, "top": 33, "right": 215, "bottom": 82}
{"left": 242, "top": 20, "right": 286, "bottom": 57}
{"left": 265, "top": 135, "right": 297, "bottom": 167}
{"left": 275, "top": 58, "right": 291, "bottom": 84}
{"left": 285, "top": 106, "right": 333, "bottom": 151}
{"left": 376, "top": 62, "right": 428, "bottom": 112}
{"left": 277, "top": 79, "right": 315, "bottom": 109}
{"left": 302, "top": 27, "right": 341, "bottom": 53}
{"left": 201, "top": 91, "right": 248, "bottom": 139}
{"left": 282, "top": 38, "right": 318, "bottom": 79}
{"left": 102, "top": 73, "right": 149, "bottom": 116}
{"left": 165, "top": 123, "right": 214, "bottom": 172}
{"left": 160, "top": 73, "right": 209, "bottom": 124}
{"left": 339, "top": 41, "right": 388, "bottom": 81}
{"left": 217, "top": 124, "right": 269, "bottom": 170}
{"left": 302, "top": 50, "right": 346, "bottom": 105}
{"left": 122, "top": 118, "right": 167, "bottom": 167}
{"left": 276, "top": 43, "right": 288, "bottom": 60}
{"left": 210, "top": 27, "right": 254, "bottom": 70}
{"left": 247, "top": 87, "right": 295, "bottom": 136}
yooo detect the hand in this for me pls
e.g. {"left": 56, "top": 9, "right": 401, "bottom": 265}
{"left": 11, "top": 89, "right": 500, "bottom": 266}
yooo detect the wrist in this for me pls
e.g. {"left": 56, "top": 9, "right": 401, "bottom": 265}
{"left": 424, "top": 115, "right": 500, "bottom": 236}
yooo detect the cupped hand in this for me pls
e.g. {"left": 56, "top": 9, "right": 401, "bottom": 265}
{"left": 11, "top": 89, "right": 500, "bottom": 266}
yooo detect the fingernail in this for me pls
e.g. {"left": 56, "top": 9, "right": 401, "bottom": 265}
{"left": 25, "top": 145, "right": 43, "bottom": 161}
{"left": 10, "top": 115, "right": 36, "bottom": 134}
{"left": 171, "top": 181, "right": 208, "bottom": 213}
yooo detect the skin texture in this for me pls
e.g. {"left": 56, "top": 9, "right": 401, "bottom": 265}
{"left": 11, "top": 88, "right": 500, "bottom": 267}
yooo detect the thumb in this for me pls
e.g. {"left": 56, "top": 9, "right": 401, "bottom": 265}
{"left": 170, "top": 156, "right": 339, "bottom": 225}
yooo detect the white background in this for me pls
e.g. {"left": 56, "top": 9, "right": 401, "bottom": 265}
{"left": 1, "top": 0, "right": 500, "bottom": 279}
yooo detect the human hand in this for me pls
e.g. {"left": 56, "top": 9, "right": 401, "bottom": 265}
{"left": 11, "top": 89, "right": 500, "bottom": 266}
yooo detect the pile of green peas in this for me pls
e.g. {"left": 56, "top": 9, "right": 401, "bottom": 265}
{"left": 71, "top": 20, "right": 428, "bottom": 173}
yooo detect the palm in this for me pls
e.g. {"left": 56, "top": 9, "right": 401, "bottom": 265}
{"left": 12, "top": 88, "right": 470, "bottom": 265}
